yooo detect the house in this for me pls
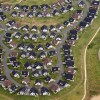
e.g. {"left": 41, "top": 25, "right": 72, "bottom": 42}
{"left": 11, "top": 11, "right": 18, "bottom": 17}
{"left": 79, "top": 1, "right": 85, "bottom": 8}
{"left": 20, "top": 51, "right": 27, "bottom": 58}
{"left": 31, "top": 5, "right": 38, "bottom": 11}
{"left": 63, "top": 21, "right": 70, "bottom": 26}
{"left": 66, "top": 67, "right": 75, "bottom": 74}
{"left": 27, "top": 12, "right": 33, "bottom": 18}
{"left": 42, "top": 11, "right": 52, "bottom": 17}
{"left": 49, "top": 25, "right": 56, "bottom": 31}
{"left": 57, "top": 80, "right": 69, "bottom": 88}
{"left": 41, "top": 25, "right": 48, "bottom": 32}
{"left": 31, "top": 25, "right": 37, "bottom": 32}
{"left": 36, "top": 12, "right": 43, "bottom": 17}
{"left": 14, "top": 32, "right": 21, "bottom": 38}
{"left": 0, "top": 15, "right": 6, "bottom": 21}
{"left": 60, "top": 7, "right": 67, "bottom": 13}
{"left": 48, "top": 50, "right": 56, "bottom": 57}
{"left": 22, "top": 77, "right": 30, "bottom": 85}
{"left": 46, "top": 42, "right": 54, "bottom": 49}
{"left": 28, "top": 51, "right": 36, "bottom": 60}
{"left": 35, "top": 79, "right": 43, "bottom": 86}
{"left": 0, "top": 24, "right": 4, "bottom": 30}
{"left": 18, "top": 87, "right": 28, "bottom": 95}
{"left": 64, "top": 50, "right": 71, "bottom": 55}
{"left": 50, "top": 3, "right": 57, "bottom": 9}
{"left": 33, "top": 62, "right": 43, "bottom": 69}
{"left": 2, "top": 80, "right": 12, "bottom": 89}
{"left": 0, "top": 49, "right": 2, "bottom": 54}
{"left": 56, "top": 35, "right": 62, "bottom": 41}
{"left": 72, "top": 13, "right": 80, "bottom": 20}
{"left": 14, "top": 4, "right": 20, "bottom": 10}
{"left": 23, "top": 33, "right": 29, "bottom": 40}
{"left": 66, "top": 60, "right": 74, "bottom": 68}
{"left": 92, "top": 0, "right": 100, "bottom": 9}
{"left": 52, "top": 9, "right": 59, "bottom": 16}
{"left": 21, "top": 25, "right": 29, "bottom": 31}
{"left": 51, "top": 67, "right": 60, "bottom": 73}
{"left": 39, "top": 51, "right": 47, "bottom": 59}
{"left": 12, "top": 70, "right": 20, "bottom": 78}
{"left": 9, "top": 51, "right": 17, "bottom": 57}
{"left": 41, "top": 32, "right": 47, "bottom": 40}
{"left": 45, "top": 76, "right": 54, "bottom": 83}
{"left": 18, "top": 43, "right": 25, "bottom": 50}
{"left": 40, "top": 87, "right": 50, "bottom": 96}
{"left": 0, "top": 75, "right": 6, "bottom": 81}
{"left": 21, "top": 5, "right": 29, "bottom": 12}
{"left": 13, "top": 61, "right": 20, "bottom": 68}
{"left": 84, "top": 17, "right": 93, "bottom": 25}
{"left": 22, "top": 70, "right": 29, "bottom": 77}
{"left": 52, "top": 40, "right": 61, "bottom": 46}
{"left": 31, "top": 34, "right": 38, "bottom": 41}
{"left": 19, "top": 11, "right": 27, "bottom": 18}
{"left": 63, "top": 44, "right": 70, "bottom": 51}
{"left": 27, "top": 44, "right": 34, "bottom": 51}
{"left": 10, "top": 57, "right": 16, "bottom": 62}
{"left": 43, "top": 58, "right": 52, "bottom": 66}
{"left": 41, "top": 69, "right": 49, "bottom": 76}
{"left": 79, "top": 21, "right": 88, "bottom": 29}
{"left": 3, "top": 4, "right": 12, "bottom": 11}
{"left": 5, "top": 37, "right": 11, "bottom": 44}
{"left": 0, "top": 4, "right": 3, "bottom": 11}
{"left": 56, "top": 24, "right": 64, "bottom": 30}
{"left": 69, "top": 17, "right": 75, "bottom": 23}
{"left": 41, "top": 4, "right": 49, "bottom": 11}
{"left": 50, "top": 32, "right": 56, "bottom": 38}
{"left": 13, "top": 22, "right": 21, "bottom": 30}
{"left": 50, "top": 83, "right": 61, "bottom": 93}
{"left": 32, "top": 70, "right": 40, "bottom": 77}
{"left": 67, "top": 5, "right": 73, "bottom": 11}
{"left": 64, "top": 72, "right": 74, "bottom": 80}
{"left": 6, "top": 32, "right": 12, "bottom": 38}
{"left": 29, "top": 87, "right": 38, "bottom": 97}
{"left": 37, "top": 44, "right": 44, "bottom": 51}
{"left": 6, "top": 20, "right": 16, "bottom": 27}
{"left": 10, "top": 41, "right": 17, "bottom": 48}
{"left": 76, "top": 10, "right": 83, "bottom": 15}
{"left": 24, "top": 61, "right": 32, "bottom": 69}
{"left": 8, "top": 84, "right": 18, "bottom": 93}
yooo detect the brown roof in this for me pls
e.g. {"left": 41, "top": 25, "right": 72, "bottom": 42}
{"left": 10, "top": 41, "right": 17, "bottom": 47}
{"left": 3, "top": 80, "right": 12, "bottom": 88}
{"left": 43, "top": 58, "right": 52, "bottom": 65}
{"left": 67, "top": 67, "right": 75, "bottom": 74}
{"left": 50, "top": 83, "right": 59, "bottom": 91}
{"left": 9, "top": 51, "right": 18, "bottom": 57}
{"left": 22, "top": 77, "right": 30, "bottom": 84}
{"left": 72, "top": 13, "right": 79, "bottom": 19}
{"left": 14, "top": 22, "right": 21, "bottom": 29}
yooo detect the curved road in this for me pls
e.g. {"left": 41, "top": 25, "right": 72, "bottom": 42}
{"left": 0, "top": 0, "right": 91, "bottom": 94}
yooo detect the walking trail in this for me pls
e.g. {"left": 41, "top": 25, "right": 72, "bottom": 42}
{"left": 82, "top": 27, "right": 100, "bottom": 100}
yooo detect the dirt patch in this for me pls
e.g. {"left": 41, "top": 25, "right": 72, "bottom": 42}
{"left": 98, "top": 49, "right": 100, "bottom": 61}
{"left": 91, "top": 95, "right": 100, "bottom": 100}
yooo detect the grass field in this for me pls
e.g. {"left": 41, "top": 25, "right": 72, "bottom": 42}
{"left": 0, "top": 0, "right": 58, "bottom": 5}
{"left": 86, "top": 31, "right": 100, "bottom": 99}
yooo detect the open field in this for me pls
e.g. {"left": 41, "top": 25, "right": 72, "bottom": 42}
{"left": 0, "top": 0, "right": 58, "bottom": 5}
{"left": 86, "top": 31, "right": 100, "bottom": 99}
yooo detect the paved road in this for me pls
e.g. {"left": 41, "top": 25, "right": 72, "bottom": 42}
{"left": 56, "top": 0, "right": 90, "bottom": 82}
{"left": 0, "top": 0, "right": 90, "bottom": 88}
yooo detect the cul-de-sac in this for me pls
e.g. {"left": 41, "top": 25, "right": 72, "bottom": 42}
{"left": 0, "top": 0, "right": 100, "bottom": 100}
